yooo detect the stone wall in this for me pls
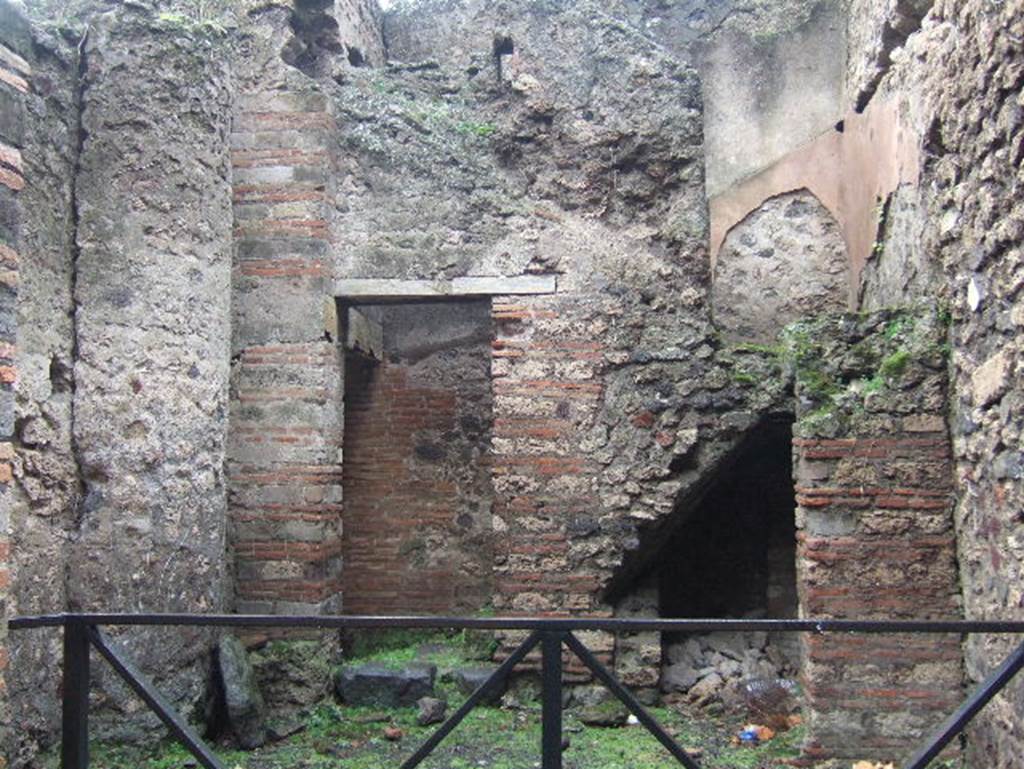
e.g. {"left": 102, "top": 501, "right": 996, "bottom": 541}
{"left": 57, "top": 6, "right": 234, "bottom": 739}
{"left": 858, "top": 182, "right": 940, "bottom": 310}
{"left": 4, "top": 0, "right": 1022, "bottom": 765}
{"left": 0, "top": 0, "right": 32, "bottom": 758}
{"left": 332, "top": 0, "right": 713, "bottom": 624}
{"left": 384, "top": 0, "right": 848, "bottom": 197}
{"left": 281, "top": 0, "right": 385, "bottom": 78}
{"left": 712, "top": 190, "right": 849, "bottom": 343}
{"left": 490, "top": 292, "right": 607, "bottom": 616}
{"left": 845, "top": 0, "right": 932, "bottom": 111}
{"left": 695, "top": 0, "right": 847, "bottom": 196}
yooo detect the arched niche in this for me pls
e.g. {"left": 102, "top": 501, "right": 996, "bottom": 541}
{"left": 712, "top": 190, "right": 848, "bottom": 344}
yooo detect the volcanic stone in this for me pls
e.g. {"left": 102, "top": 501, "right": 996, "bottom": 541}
{"left": 217, "top": 636, "right": 267, "bottom": 749}
{"left": 451, "top": 666, "right": 507, "bottom": 705}
{"left": 335, "top": 663, "right": 437, "bottom": 707}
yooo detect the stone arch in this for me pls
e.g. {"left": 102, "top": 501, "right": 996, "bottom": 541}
{"left": 712, "top": 189, "right": 849, "bottom": 344}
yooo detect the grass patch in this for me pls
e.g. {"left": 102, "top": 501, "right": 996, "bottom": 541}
{"left": 69, "top": 706, "right": 812, "bottom": 769}
{"left": 55, "top": 633, "right": 971, "bottom": 769}
{"left": 344, "top": 628, "right": 453, "bottom": 660}
{"left": 58, "top": 632, "right": 813, "bottom": 769}
{"left": 879, "top": 349, "right": 911, "bottom": 379}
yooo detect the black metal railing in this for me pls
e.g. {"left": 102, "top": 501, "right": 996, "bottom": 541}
{"left": 10, "top": 614, "right": 1024, "bottom": 769}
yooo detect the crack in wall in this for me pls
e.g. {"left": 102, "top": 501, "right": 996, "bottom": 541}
{"left": 65, "top": 27, "right": 89, "bottom": 570}
{"left": 853, "top": 0, "right": 932, "bottom": 113}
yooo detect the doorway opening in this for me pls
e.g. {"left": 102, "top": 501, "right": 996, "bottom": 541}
{"left": 658, "top": 415, "right": 800, "bottom": 694}
{"left": 340, "top": 299, "right": 494, "bottom": 615}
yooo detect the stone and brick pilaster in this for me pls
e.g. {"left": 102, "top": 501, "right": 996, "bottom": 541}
{"left": 490, "top": 294, "right": 615, "bottom": 677}
{"left": 229, "top": 92, "right": 343, "bottom": 615}
{"left": 790, "top": 311, "right": 963, "bottom": 763}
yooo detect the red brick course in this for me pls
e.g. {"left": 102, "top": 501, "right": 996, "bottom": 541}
{"left": 342, "top": 360, "right": 489, "bottom": 615}
{"left": 794, "top": 427, "right": 962, "bottom": 761}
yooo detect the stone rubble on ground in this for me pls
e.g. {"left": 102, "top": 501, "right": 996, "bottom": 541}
{"left": 661, "top": 631, "right": 794, "bottom": 711}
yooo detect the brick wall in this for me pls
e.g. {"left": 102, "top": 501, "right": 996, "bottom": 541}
{"left": 229, "top": 91, "right": 344, "bottom": 615}
{"left": 491, "top": 295, "right": 605, "bottom": 616}
{"left": 343, "top": 362, "right": 462, "bottom": 612}
{"left": 790, "top": 311, "right": 963, "bottom": 763}
{"left": 0, "top": 0, "right": 30, "bottom": 753}
{"left": 491, "top": 294, "right": 616, "bottom": 677}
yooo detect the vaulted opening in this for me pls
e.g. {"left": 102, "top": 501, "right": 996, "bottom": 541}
{"left": 658, "top": 416, "right": 798, "bottom": 623}
{"left": 657, "top": 415, "right": 801, "bottom": 689}
{"left": 611, "top": 414, "right": 801, "bottom": 703}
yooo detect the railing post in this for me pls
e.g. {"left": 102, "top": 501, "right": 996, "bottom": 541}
{"left": 61, "top": 618, "right": 90, "bottom": 769}
{"left": 541, "top": 631, "right": 563, "bottom": 769}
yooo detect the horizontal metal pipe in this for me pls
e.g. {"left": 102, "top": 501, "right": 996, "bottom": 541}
{"left": 9, "top": 613, "right": 1024, "bottom": 634}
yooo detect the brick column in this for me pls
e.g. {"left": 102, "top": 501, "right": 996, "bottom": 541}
{"left": 795, "top": 433, "right": 963, "bottom": 759}
{"left": 0, "top": 4, "right": 30, "bottom": 753}
{"left": 229, "top": 91, "right": 343, "bottom": 614}
{"left": 790, "top": 312, "right": 963, "bottom": 763}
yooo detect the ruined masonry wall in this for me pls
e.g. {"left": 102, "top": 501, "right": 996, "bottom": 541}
{"left": 343, "top": 363, "right": 464, "bottom": 612}
{"left": 712, "top": 190, "right": 849, "bottom": 343}
{"left": 932, "top": 7, "right": 1024, "bottom": 760}
{"left": 790, "top": 312, "right": 962, "bottom": 762}
{"left": 852, "top": 1, "right": 1024, "bottom": 764}
{"left": 62, "top": 9, "right": 234, "bottom": 737}
{"left": 0, "top": 0, "right": 32, "bottom": 755}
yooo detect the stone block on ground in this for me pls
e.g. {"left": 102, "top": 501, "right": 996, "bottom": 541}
{"left": 688, "top": 672, "right": 724, "bottom": 706}
{"left": 217, "top": 635, "right": 268, "bottom": 749}
{"left": 335, "top": 663, "right": 437, "bottom": 707}
{"left": 577, "top": 699, "right": 629, "bottom": 727}
{"left": 251, "top": 638, "right": 335, "bottom": 713}
{"left": 266, "top": 715, "right": 306, "bottom": 742}
{"left": 416, "top": 696, "right": 447, "bottom": 726}
{"left": 451, "top": 665, "right": 507, "bottom": 705}
{"left": 661, "top": 661, "right": 699, "bottom": 693}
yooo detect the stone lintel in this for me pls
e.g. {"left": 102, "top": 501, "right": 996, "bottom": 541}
{"left": 334, "top": 275, "right": 557, "bottom": 300}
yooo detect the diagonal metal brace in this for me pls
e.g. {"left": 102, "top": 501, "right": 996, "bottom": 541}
{"left": 400, "top": 629, "right": 544, "bottom": 769}
{"left": 87, "top": 626, "right": 226, "bottom": 769}
{"left": 564, "top": 632, "right": 703, "bottom": 769}
{"left": 903, "top": 639, "right": 1024, "bottom": 769}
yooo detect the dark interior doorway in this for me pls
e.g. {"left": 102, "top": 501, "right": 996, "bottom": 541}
{"left": 658, "top": 416, "right": 799, "bottom": 623}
